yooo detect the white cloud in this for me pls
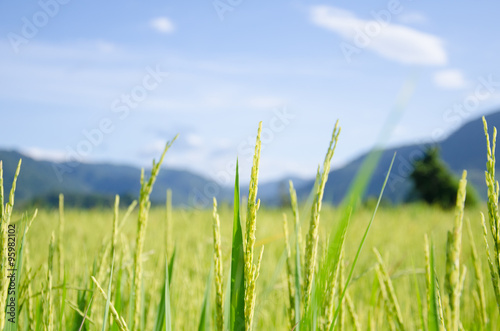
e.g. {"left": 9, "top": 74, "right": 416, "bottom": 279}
{"left": 433, "top": 69, "right": 468, "bottom": 89}
{"left": 309, "top": 6, "right": 447, "bottom": 65}
{"left": 21, "top": 147, "right": 67, "bottom": 162}
{"left": 150, "top": 17, "right": 175, "bottom": 34}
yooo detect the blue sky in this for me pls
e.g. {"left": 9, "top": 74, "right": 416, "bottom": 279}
{"left": 1, "top": 1, "right": 500, "bottom": 184}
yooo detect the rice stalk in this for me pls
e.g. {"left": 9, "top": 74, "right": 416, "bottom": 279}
{"left": 482, "top": 116, "right": 500, "bottom": 311}
{"left": 118, "top": 200, "right": 138, "bottom": 232}
{"left": 166, "top": 188, "right": 173, "bottom": 256}
{"left": 213, "top": 197, "right": 224, "bottom": 331}
{"left": 425, "top": 236, "right": 446, "bottom": 331}
{"left": 92, "top": 276, "right": 129, "bottom": 331}
{"left": 373, "top": 248, "right": 404, "bottom": 331}
{"left": 112, "top": 195, "right": 119, "bottom": 257}
{"left": 479, "top": 212, "right": 500, "bottom": 309}
{"left": 47, "top": 232, "right": 55, "bottom": 331}
{"left": 376, "top": 266, "right": 396, "bottom": 331}
{"left": 466, "top": 218, "right": 488, "bottom": 328}
{"left": 131, "top": 137, "right": 177, "bottom": 331}
{"left": 345, "top": 292, "right": 361, "bottom": 331}
{"left": 367, "top": 274, "right": 379, "bottom": 331}
{"left": 444, "top": 170, "right": 467, "bottom": 331}
{"left": 102, "top": 255, "right": 115, "bottom": 331}
{"left": 338, "top": 251, "right": 345, "bottom": 331}
{"left": 283, "top": 212, "right": 297, "bottom": 329}
{"left": 289, "top": 180, "right": 302, "bottom": 330}
{"left": 244, "top": 122, "right": 263, "bottom": 331}
{"left": 303, "top": 121, "right": 341, "bottom": 314}
{"left": 321, "top": 245, "right": 341, "bottom": 331}
{"left": 0, "top": 160, "right": 3, "bottom": 225}
{"left": 24, "top": 243, "right": 36, "bottom": 331}
{"left": 58, "top": 194, "right": 65, "bottom": 283}
{"left": 0, "top": 159, "right": 21, "bottom": 329}
{"left": 68, "top": 299, "right": 96, "bottom": 326}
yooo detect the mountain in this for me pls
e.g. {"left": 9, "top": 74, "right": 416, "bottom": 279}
{"left": 294, "top": 111, "right": 500, "bottom": 204}
{"left": 0, "top": 111, "right": 498, "bottom": 208}
{"left": 0, "top": 150, "right": 228, "bottom": 208}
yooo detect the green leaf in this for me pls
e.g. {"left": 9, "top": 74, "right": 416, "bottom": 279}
{"left": 168, "top": 247, "right": 176, "bottom": 287}
{"left": 230, "top": 159, "right": 245, "bottom": 331}
{"left": 164, "top": 255, "right": 173, "bottom": 331}
{"left": 154, "top": 248, "right": 176, "bottom": 331}
{"left": 77, "top": 293, "right": 94, "bottom": 331}
{"left": 290, "top": 182, "right": 302, "bottom": 330}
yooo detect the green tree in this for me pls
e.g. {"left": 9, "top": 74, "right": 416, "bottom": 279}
{"left": 408, "top": 147, "right": 479, "bottom": 208}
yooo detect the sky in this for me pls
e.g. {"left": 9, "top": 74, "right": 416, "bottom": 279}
{"left": 1, "top": 0, "right": 500, "bottom": 186}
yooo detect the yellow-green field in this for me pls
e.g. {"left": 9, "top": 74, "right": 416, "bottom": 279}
{"left": 4, "top": 202, "right": 496, "bottom": 330}
{"left": 1, "top": 118, "right": 500, "bottom": 331}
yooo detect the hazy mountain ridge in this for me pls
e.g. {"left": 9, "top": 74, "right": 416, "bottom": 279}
{"left": 0, "top": 111, "right": 498, "bottom": 207}
{"left": 0, "top": 150, "right": 221, "bottom": 207}
{"left": 292, "top": 111, "right": 499, "bottom": 204}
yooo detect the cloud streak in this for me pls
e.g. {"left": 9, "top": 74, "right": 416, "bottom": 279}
{"left": 309, "top": 5, "right": 447, "bottom": 65}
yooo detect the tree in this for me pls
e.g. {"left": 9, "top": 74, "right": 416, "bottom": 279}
{"left": 408, "top": 147, "right": 479, "bottom": 208}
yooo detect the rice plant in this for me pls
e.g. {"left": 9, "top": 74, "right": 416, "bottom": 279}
{"left": 0, "top": 119, "right": 499, "bottom": 330}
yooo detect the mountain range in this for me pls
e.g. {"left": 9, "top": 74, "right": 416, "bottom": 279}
{"left": 0, "top": 111, "right": 497, "bottom": 208}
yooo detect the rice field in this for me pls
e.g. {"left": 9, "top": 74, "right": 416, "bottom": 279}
{"left": 0, "top": 118, "right": 499, "bottom": 330}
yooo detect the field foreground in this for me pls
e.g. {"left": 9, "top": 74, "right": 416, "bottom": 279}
{"left": 6, "top": 202, "right": 497, "bottom": 330}
{"left": 1, "top": 118, "right": 500, "bottom": 331}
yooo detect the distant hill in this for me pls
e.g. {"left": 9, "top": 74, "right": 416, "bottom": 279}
{"left": 0, "top": 111, "right": 498, "bottom": 208}
{"left": 0, "top": 150, "right": 228, "bottom": 208}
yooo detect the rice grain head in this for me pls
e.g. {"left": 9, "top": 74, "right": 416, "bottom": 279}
{"left": 132, "top": 137, "right": 177, "bottom": 331}
{"left": 444, "top": 170, "right": 467, "bottom": 331}
{"left": 244, "top": 122, "right": 263, "bottom": 331}
{"left": 303, "top": 122, "right": 341, "bottom": 313}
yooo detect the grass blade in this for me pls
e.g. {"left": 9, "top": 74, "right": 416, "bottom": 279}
{"left": 154, "top": 247, "right": 176, "bottom": 331}
{"left": 91, "top": 277, "right": 129, "bottom": 331}
{"left": 230, "top": 159, "right": 245, "bottom": 331}
{"left": 168, "top": 247, "right": 176, "bottom": 287}
{"left": 164, "top": 255, "right": 172, "bottom": 331}
{"left": 289, "top": 181, "right": 302, "bottom": 330}
{"left": 329, "top": 153, "right": 396, "bottom": 330}
{"left": 77, "top": 294, "right": 94, "bottom": 331}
